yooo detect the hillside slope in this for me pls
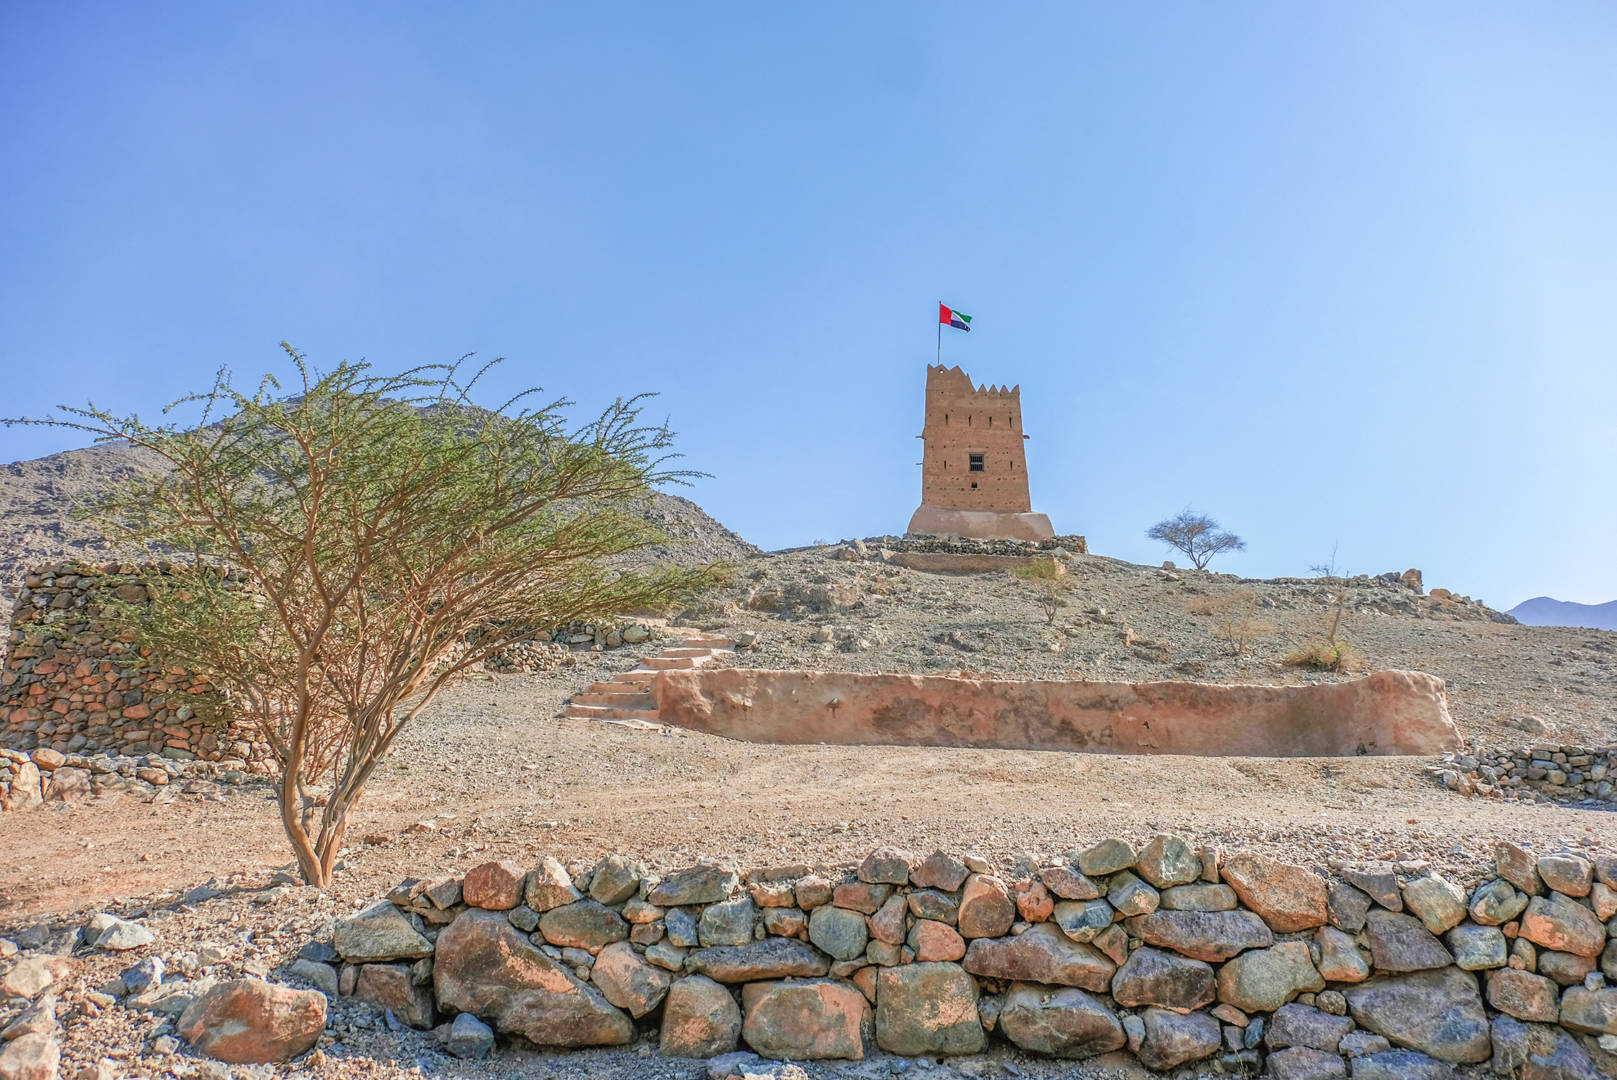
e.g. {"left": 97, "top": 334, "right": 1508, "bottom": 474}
{"left": 1508, "top": 595, "right": 1617, "bottom": 631}
{"left": 0, "top": 439, "right": 758, "bottom": 613}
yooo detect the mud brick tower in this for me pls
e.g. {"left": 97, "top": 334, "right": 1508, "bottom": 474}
{"left": 907, "top": 364, "right": 1055, "bottom": 541}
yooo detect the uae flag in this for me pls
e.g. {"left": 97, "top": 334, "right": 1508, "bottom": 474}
{"left": 939, "top": 303, "right": 972, "bottom": 332}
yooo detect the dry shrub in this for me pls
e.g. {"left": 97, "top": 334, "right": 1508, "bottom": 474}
{"left": 1010, "top": 558, "right": 1073, "bottom": 625}
{"left": 1188, "top": 588, "right": 1275, "bottom": 656}
{"left": 1283, "top": 640, "right": 1364, "bottom": 672}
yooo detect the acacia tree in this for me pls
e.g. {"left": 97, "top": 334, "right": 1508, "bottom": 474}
{"left": 6, "top": 347, "right": 720, "bottom": 886}
{"left": 1147, "top": 510, "right": 1246, "bottom": 570}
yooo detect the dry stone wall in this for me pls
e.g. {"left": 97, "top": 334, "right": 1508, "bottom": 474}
{"left": 0, "top": 562, "right": 269, "bottom": 768}
{"left": 1436, "top": 744, "right": 1616, "bottom": 807}
{"left": 308, "top": 838, "right": 1617, "bottom": 1075}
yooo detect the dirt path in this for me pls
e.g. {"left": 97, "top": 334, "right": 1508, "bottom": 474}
{"left": 4, "top": 669, "right": 1609, "bottom": 922}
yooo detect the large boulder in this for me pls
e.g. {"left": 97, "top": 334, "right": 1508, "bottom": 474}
{"left": 1363, "top": 910, "right": 1452, "bottom": 972}
{"left": 0, "top": 1033, "right": 59, "bottom": 1080}
{"left": 659, "top": 975, "right": 741, "bottom": 1058}
{"left": 1348, "top": 1049, "right": 1455, "bottom": 1080}
{"left": 1265, "top": 1003, "right": 1354, "bottom": 1053}
{"left": 1485, "top": 968, "right": 1561, "bottom": 1023}
{"left": 957, "top": 874, "right": 1015, "bottom": 938}
{"left": 83, "top": 914, "right": 154, "bottom": 951}
{"left": 1519, "top": 894, "right": 1606, "bottom": 957}
{"left": 432, "top": 909, "right": 632, "bottom": 1047}
{"left": 1109, "top": 946, "right": 1214, "bottom": 1011}
{"left": 1136, "top": 1007, "right": 1220, "bottom": 1071}
{"left": 353, "top": 963, "right": 435, "bottom": 1029}
{"left": 537, "top": 900, "right": 628, "bottom": 950}
{"left": 175, "top": 977, "right": 326, "bottom": 1064}
{"left": 1052, "top": 900, "right": 1114, "bottom": 944}
{"left": 962, "top": 924, "right": 1115, "bottom": 991}
{"left": 1264, "top": 1046, "right": 1347, "bottom": 1080}
{"left": 524, "top": 858, "right": 583, "bottom": 912}
{"left": 687, "top": 938, "right": 830, "bottom": 983}
{"left": 1314, "top": 925, "right": 1370, "bottom": 983}
{"left": 0, "top": 762, "right": 43, "bottom": 812}
{"left": 699, "top": 897, "right": 759, "bottom": 948}
{"left": 997, "top": 983, "right": 1126, "bottom": 1059}
{"left": 647, "top": 863, "right": 739, "bottom": 906}
{"left": 334, "top": 901, "right": 433, "bottom": 962}
{"left": 807, "top": 905, "right": 867, "bottom": 961}
{"left": 740, "top": 979, "right": 870, "bottom": 1060}
{"left": 1215, "top": 941, "right": 1323, "bottom": 1013}
{"left": 1559, "top": 986, "right": 1617, "bottom": 1036}
{"left": 874, "top": 963, "right": 984, "bottom": 1055}
{"left": 1135, "top": 834, "right": 1201, "bottom": 888}
{"left": 1401, "top": 875, "right": 1467, "bottom": 934}
{"left": 1221, "top": 852, "right": 1327, "bottom": 932}
{"left": 590, "top": 941, "right": 671, "bottom": 1019}
{"left": 1126, "top": 909, "right": 1273, "bottom": 962}
{"left": 1343, "top": 967, "right": 1490, "bottom": 1063}
{"left": 462, "top": 861, "right": 526, "bottom": 910}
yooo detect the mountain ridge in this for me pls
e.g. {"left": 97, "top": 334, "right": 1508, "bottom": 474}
{"left": 1507, "top": 595, "right": 1617, "bottom": 631}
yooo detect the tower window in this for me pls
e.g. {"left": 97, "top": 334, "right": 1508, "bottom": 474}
{"left": 969, "top": 454, "right": 984, "bottom": 472}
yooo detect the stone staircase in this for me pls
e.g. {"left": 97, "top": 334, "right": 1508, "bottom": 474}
{"left": 560, "top": 631, "right": 735, "bottom": 730}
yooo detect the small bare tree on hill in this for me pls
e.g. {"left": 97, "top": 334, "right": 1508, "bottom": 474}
{"left": 5, "top": 346, "right": 720, "bottom": 886}
{"left": 1147, "top": 510, "right": 1246, "bottom": 570}
{"left": 1010, "top": 557, "right": 1074, "bottom": 625}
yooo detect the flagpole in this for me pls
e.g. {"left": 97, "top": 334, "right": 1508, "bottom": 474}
{"left": 936, "top": 304, "right": 942, "bottom": 365}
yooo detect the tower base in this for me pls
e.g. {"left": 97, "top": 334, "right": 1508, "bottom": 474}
{"left": 906, "top": 505, "right": 1055, "bottom": 542}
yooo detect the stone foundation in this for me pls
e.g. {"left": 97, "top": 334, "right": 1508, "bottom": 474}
{"left": 304, "top": 837, "right": 1617, "bottom": 1074}
{"left": 651, "top": 668, "right": 1463, "bottom": 757}
{"left": 906, "top": 505, "right": 1055, "bottom": 542}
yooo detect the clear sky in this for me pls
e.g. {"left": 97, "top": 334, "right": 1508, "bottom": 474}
{"left": 2, "top": 3, "right": 1614, "bottom": 609}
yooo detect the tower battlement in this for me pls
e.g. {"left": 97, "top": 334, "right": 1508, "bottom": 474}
{"left": 907, "top": 364, "right": 1054, "bottom": 541}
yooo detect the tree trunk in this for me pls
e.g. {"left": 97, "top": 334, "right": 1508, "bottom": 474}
{"left": 279, "top": 770, "right": 330, "bottom": 887}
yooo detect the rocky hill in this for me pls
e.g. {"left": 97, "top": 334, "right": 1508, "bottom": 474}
{"left": 1508, "top": 595, "right": 1617, "bottom": 631}
{"left": 0, "top": 439, "right": 758, "bottom": 614}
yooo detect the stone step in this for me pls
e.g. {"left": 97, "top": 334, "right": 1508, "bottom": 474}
{"left": 588, "top": 680, "right": 646, "bottom": 693}
{"left": 562, "top": 703, "right": 663, "bottom": 721}
{"left": 598, "top": 717, "right": 666, "bottom": 732}
{"left": 662, "top": 647, "right": 722, "bottom": 658}
{"left": 676, "top": 636, "right": 734, "bottom": 649}
{"left": 572, "top": 691, "right": 656, "bottom": 707}
{"left": 616, "top": 669, "right": 659, "bottom": 683}
{"left": 640, "top": 655, "right": 702, "bottom": 670}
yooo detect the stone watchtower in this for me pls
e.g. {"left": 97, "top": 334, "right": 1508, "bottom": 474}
{"left": 906, "top": 364, "right": 1055, "bottom": 541}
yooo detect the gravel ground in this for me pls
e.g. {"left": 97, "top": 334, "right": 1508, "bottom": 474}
{"left": 2, "top": 543, "right": 1615, "bottom": 1078}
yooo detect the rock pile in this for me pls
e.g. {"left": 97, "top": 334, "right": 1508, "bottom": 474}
{"left": 295, "top": 838, "right": 1617, "bottom": 1074}
{"left": 0, "top": 562, "right": 270, "bottom": 766}
{"left": 0, "top": 745, "right": 261, "bottom": 813}
{"left": 1435, "top": 744, "right": 1616, "bottom": 807}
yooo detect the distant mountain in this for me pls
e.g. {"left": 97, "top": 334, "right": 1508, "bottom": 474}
{"left": 1507, "top": 596, "right": 1617, "bottom": 631}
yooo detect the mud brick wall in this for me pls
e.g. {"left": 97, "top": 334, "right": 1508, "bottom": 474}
{"left": 0, "top": 562, "right": 269, "bottom": 766}
{"left": 311, "top": 836, "right": 1617, "bottom": 1074}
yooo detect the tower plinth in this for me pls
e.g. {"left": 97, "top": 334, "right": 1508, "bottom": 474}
{"left": 906, "top": 364, "right": 1055, "bottom": 541}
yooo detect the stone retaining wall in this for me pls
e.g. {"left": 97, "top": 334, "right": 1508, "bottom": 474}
{"left": 651, "top": 668, "right": 1463, "bottom": 757}
{"left": 0, "top": 562, "right": 270, "bottom": 767}
{"left": 308, "top": 837, "right": 1617, "bottom": 1075}
{"left": 1437, "top": 744, "right": 1616, "bottom": 807}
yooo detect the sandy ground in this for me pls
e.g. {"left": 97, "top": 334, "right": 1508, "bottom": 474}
{"left": 4, "top": 662, "right": 1610, "bottom": 924}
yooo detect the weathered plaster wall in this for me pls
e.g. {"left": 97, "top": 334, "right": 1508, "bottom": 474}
{"left": 651, "top": 668, "right": 1463, "bottom": 757}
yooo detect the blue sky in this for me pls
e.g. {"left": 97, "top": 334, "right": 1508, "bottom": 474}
{"left": 2, "top": 3, "right": 1613, "bottom": 609}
